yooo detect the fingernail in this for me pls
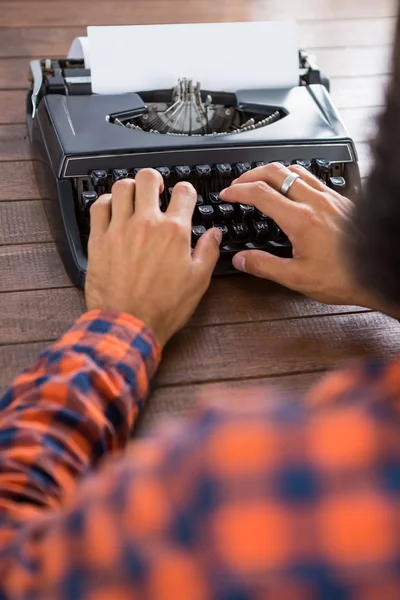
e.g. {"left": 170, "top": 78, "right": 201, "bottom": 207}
{"left": 232, "top": 254, "right": 246, "bottom": 272}
{"left": 231, "top": 178, "right": 238, "bottom": 185}
{"left": 213, "top": 228, "right": 223, "bottom": 244}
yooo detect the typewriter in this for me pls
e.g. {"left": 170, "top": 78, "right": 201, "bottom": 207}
{"left": 27, "top": 51, "right": 361, "bottom": 288}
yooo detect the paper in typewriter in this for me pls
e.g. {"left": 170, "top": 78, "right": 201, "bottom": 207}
{"left": 68, "top": 22, "right": 299, "bottom": 94}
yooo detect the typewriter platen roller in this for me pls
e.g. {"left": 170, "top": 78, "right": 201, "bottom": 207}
{"left": 26, "top": 52, "right": 361, "bottom": 288}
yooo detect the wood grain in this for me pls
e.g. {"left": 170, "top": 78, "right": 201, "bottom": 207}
{"left": 0, "top": 243, "right": 71, "bottom": 291}
{"left": 0, "top": 200, "right": 52, "bottom": 244}
{"left": 0, "top": 281, "right": 368, "bottom": 344}
{"left": 156, "top": 311, "right": 400, "bottom": 386}
{"left": 139, "top": 371, "right": 325, "bottom": 430}
{"left": 0, "top": 125, "right": 31, "bottom": 161}
{"left": 0, "top": 162, "right": 39, "bottom": 200}
{"left": 0, "top": 91, "right": 28, "bottom": 124}
{"left": 0, "top": 0, "right": 396, "bottom": 27}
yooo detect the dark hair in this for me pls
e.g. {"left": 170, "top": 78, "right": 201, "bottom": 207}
{"left": 346, "top": 11, "right": 400, "bottom": 311}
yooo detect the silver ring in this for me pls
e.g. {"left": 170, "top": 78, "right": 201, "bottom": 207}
{"left": 280, "top": 173, "right": 301, "bottom": 197}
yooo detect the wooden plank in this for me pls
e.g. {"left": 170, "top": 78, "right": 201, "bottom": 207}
{"left": 0, "top": 200, "right": 52, "bottom": 244}
{"left": 0, "top": 0, "right": 249, "bottom": 27}
{"left": 340, "top": 106, "right": 381, "bottom": 143}
{"left": 1, "top": 311, "right": 396, "bottom": 395}
{"left": 0, "top": 162, "right": 39, "bottom": 201}
{"left": 0, "top": 282, "right": 368, "bottom": 344}
{"left": 139, "top": 371, "right": 325, "bottom": 430}
{"left": 299, "top": 17, "right": 395, "bottom": 49}
{"left": 0, "top": 90, "right": 28, "bottom": 124}
{"left": 0, "top": 288, "right": 84, "bottom": 345}
{"left": 0, "top": 19, "right": 395, "bottom": 59}
{"left": 331, "top": 75, "right": 388, "bottom": 109}
{"left": 0, "top": 125, "right": 31, "bottom": 161}
{"left": 0, "top": 0, "right": 396, "bottom": 27}
{"left": 0, "top": 58, "right": 28, "bottom": 89}
{"left": 0, "top": 243, "right": 71, "bottom": 291}
{"left": 156, "top": 311, "right": 400, "bottom": 386}
{"left": 0, "top": 341, "right": 49, "bottom": 396}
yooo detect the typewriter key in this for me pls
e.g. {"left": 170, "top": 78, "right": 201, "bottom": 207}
{"left": 112, "top": 169, "right": 129, "bottom": 183}
{"left": 232, "top": 222, "right": 249, "bottom": 240}
{"left": 315, "top": 159, "right": 332, "bottom": 172}
{"left": 196, "top": 195, "right": 204, "bottom": 207}
{"left": 196, "top": 165, "right": 212, "bottom": 178}
{"left": 294, "top": 159, "right": 312, "bottom": 171}
{"left": 254, "top": 161, "right": 267, "bottom": 168}
{"left": 81, "top": 191, "right": 98, "bottom": 211}
{"left": 209, "top": 193, "right": 222, "bottom": 204}
{"left": 236, "top": 163, "right": 252, "bottom": 176}
{"left": 90, "top": 170, "right": 108, "bottom": 190}
{"left": 253, "top": 221, "right": 269, "bottom": 239}
{"left": 192, "top": 225, "right": 206, "bottom": 245}
{"left": 329, "top": 176, "right": 346, "bottom": 191}
{"left": 175, "top": 165, "right": 191, "bottom": 180}
{"left": 216, "top": 224, "right": 229, "bottom": 240}
{"left": 219, "top": 204, "right": 235, "bottom": 218}
{"left": 198, "top": 205, "right": 214, "bottom": 219}
{"left": 216, "top": 163, "right": 232, "bottom": 176}
{"left": 156, "top": 167, "right": 171, "bottom": 181}
{"left": 239, "top": 204, "right": 255, "bottom": 216}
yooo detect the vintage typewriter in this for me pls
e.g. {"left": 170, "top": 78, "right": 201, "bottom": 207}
{"left": 26, "top": 51, "right": 361, "bottom": 288}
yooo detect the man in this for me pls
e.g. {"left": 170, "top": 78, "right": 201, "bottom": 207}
{"left": 1, "top": 28, "right": 400, "bottom": 600}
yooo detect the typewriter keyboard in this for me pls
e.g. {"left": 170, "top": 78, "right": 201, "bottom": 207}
{"left": 75, "top": 160, "right": 346, "bottom": 259}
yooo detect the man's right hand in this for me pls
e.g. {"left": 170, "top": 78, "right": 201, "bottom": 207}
{"left": 85, "top": 169, "right": 222, "bottom": 347}
{"left": 220, "top": 162, "right": 377, "bottom": 309}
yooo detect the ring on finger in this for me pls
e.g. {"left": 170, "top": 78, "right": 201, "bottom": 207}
{"left": 280, "top": 173, "right": 301, "bottom": 197}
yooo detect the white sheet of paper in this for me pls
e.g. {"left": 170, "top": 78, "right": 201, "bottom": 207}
{"left": 76, "top": 22, "right": 298, "bottom": 94}
{"left": 68, "top": 36, "right": 91, "bottom": 68}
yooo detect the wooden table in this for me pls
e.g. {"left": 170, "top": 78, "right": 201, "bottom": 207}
{"left": 1, "top": 0, "right": 399, "bottom": 429}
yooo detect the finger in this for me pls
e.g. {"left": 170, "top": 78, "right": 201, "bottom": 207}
{"left": 167, "top": 181, "right": 197, "bottom": 225}
{"left": 110, "top": 178, "right": 135, "bottom": 224}
{"left": 232, "top": 249, "right": 297, "bottom": 286}
{"left": 134, "top": 168, "right": 164, "bottom": 216}
{"left": 89, "top": 193, "right": 112, "bottom": 236}
{"left": 220, "top": 181, "right": 305, "bottom": 235}
{"left": 192, "top": 227, "right": 222, "bottom": 276}
{"left": 288, "top": 164, "right": 327, "bottom": 192}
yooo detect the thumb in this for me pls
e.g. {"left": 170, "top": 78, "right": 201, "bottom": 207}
{"left": 233, "top": 250, "right": 295, "bottom": 286}
{"left": 192, "top": 227, "right": 222, "bottom": 275}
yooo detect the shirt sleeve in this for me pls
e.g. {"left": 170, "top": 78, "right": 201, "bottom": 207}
{"left": 0, "top": 309, "right": 161, "bottom": 545}
{"left": 1, "top": 353, "right": 400, "bottom": 598}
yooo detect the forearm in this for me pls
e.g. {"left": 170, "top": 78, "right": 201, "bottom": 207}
{"left": 0, "top": 309, "right": 160, "bottom": 544}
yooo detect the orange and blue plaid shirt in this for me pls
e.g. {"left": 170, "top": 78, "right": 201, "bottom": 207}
{"left": 0, "top": 309, "right": 399, "bottom": 598}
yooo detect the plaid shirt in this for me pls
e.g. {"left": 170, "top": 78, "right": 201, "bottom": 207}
{"left": 0, "top": 309, "right": 399, "bottom": 599}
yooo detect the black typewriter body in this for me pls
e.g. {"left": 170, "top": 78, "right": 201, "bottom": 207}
{"left": 27, "top": 55, "right": 361, "bottom": 288}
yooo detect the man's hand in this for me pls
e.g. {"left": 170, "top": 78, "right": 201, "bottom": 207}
{"left": 85, "top": 169, "right": 222, "bottom": 347}
{"left": 220, "top": 162, "right": 375, "bottom": 308}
